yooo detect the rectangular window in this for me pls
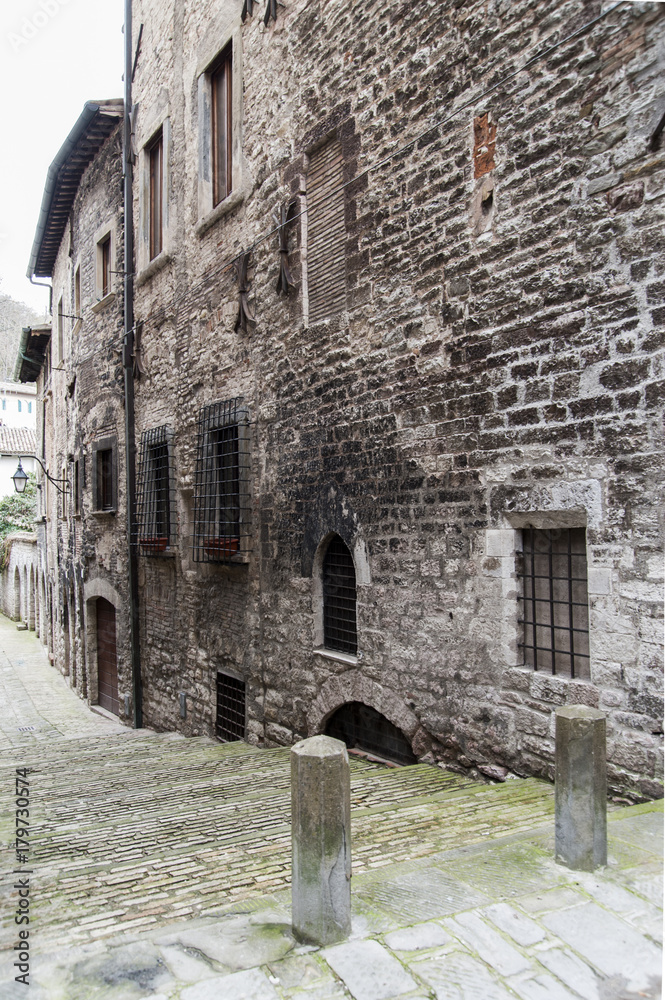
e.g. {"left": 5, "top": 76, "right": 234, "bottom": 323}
{"left": 73, "top": 459, "right": 80, "bottom": 515}
{"left": 74, "top": 265, "right": 81, "bottom": 317}
{"left": 17, "top": 400, "right": 22, "bottom": 413}
{"left": 27, "top": 402, "right": 32, "bottom": 414}
{"left": 306, "top": 138, "right": 346, "bottom": 324}
{"left": 148, "top": 130, "right": 163, "bottom": 260}
{"left": 57, "top": 297, "right": 64, "bottom": 362}
{"left": 92, "top": 438, "right": 117, "bottom": 512}
{"left": 59, "top": 464, "right": 67, "bottom": 520}
{"left": 211, "top": 45, "right": 233, "bottom": 207}
{"left": 100, "top": 235, "right": 111, "bottom": 298}
{"left": 136, "top": 425, "right": 174, "bottom": 553}
{"left": 517, "top": 527, "right": 590, "bottom": 678}
{"left": 215, "top": 671, "right": 246, "bottom": 742}
{"left": 1, "top": 399, "right": 5, "bottom": 410}
{"left": 193, "top": 398, "right": 250, "bottom": 563}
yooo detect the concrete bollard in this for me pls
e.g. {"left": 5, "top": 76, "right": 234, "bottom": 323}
{"left": 555, "top": 705, "right": 607, "bottom": 871}
{"left": 291, "top": 735, "right": 352, "bottom": 946}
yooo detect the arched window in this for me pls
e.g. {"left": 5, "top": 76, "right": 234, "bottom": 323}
{"left": 323, "top": 535, "right": 357, "bottom": 655}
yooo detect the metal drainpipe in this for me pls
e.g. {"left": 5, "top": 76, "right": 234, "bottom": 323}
{"left": 123, "top": 0, "right": 142, "bottom": 728}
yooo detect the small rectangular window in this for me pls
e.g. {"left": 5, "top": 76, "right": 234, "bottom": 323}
{"left": 136, "top": 425, "right": 174, "bottom": 553}
{"left": 211, "top": 46, "right": 233, "bottom": 207}
{"left": 193, "top": 398, "right": 250, "bottom": 563}
{"left": 74, "top": 265, "right": 81, "bottom": 317}
{"left": 92, "top": 439, "right": 117, "bottom": 512}
{"left": 215, "top": 671, "right": 245, "bottom": 742}
{"left": 517, "top": 527, "right": 590, "bottom": 678}
{"left": 27, "top": 402, "right": 32, "bottom": 414}
{"left": 57, "top": 297, "right": 64, "bottom": 361}
{"left": 100, "top": 235, "right": 111, "bottom": 298}
{"left": 74, "top": 460, "right": 80, "bottom": 515}
{"left": 307, "top": 139, "right": 346, "bottom": 324}
{"left": 1, "top": 399, "right": 5, "bottom": 410}
{"left": 148, "top": 130, "right": 163, "bottom": 260}
{"left": 17, "top": 400, "right": 22, "bottom": 413}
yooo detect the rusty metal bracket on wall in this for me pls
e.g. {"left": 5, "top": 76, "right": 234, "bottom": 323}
{"left": 234, "top": 252, "right": 257, "bottom": 333}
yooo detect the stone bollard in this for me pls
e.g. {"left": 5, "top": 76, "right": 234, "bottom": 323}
{"left": 291, "top": 735, "right": 352, "bottom": 946}
{"left": 555, "top": 705, "right": 607, "bottom": 871}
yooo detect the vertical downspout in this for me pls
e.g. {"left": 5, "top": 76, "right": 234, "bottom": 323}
{"left": 123, "top": 0, "right": 142, "bottom": 728}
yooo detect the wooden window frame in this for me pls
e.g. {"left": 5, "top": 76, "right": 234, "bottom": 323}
{"left": 100, "top": 236, "right": 111, "bottom": 299}
{"left": 92, "top": 437, "right": 117, "bottom": 513}
{"left": 211, "top": 45, "right": 233, "bottom": 208}
{"left": 148, "top": 129, "right": 164, "bottom": 260}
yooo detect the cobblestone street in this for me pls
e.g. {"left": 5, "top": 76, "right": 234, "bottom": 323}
{"left": 0, "top": 618, "right": 662, "bottom": 999}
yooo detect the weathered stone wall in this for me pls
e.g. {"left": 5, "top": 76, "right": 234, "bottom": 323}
{"left": 127, "top": 0, "right": 664, "bottom": 799}
{"left": 0, "top": 533, "right": 39, "bottom": 631}
{"left": 46, "top": 124, "right": 130, "bottom": 717}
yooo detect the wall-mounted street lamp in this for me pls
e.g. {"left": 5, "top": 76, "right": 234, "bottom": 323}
{"left": 12, "top": 456, "right": 69, "bottom": 495}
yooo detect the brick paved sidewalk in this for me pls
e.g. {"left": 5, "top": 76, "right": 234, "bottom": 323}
{"left": 0, "top": 619, "right": 662, "bottom": 1000}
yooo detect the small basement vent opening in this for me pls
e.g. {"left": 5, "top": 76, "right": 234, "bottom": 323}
{"left": 215, "top": 671, "right": 246, "bottom": 742}
{"left": 325, "top": 702, "right": 417, "bottom": 766}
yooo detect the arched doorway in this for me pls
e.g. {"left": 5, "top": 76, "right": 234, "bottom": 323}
{"left": 96, "top": 598, "right": 119, "bottom": 715}
{"left": 325, "top": 702, "right": 417, "bottom": 765}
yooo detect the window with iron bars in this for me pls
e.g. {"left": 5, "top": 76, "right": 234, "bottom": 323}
{"left": 216, "top": 671, "right": 246, "bottom": 742}
{"left": 136, "top": 426, "right": 175, "bottom": 554}
{"left": 323, "top": 535, "right": 357, "bottom": 655}
{"left": 517, "top": 527, "right": 590, "bottom": 678}
{"left": 193, "top": 398, "right": 251, "bottom": 563}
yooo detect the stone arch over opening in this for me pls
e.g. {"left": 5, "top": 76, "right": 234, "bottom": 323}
{"left": 29, "top": 565, "right": 35, "bottom": 630}
{"left": 325, "top": 702, "right": 417, "bottom": 765}
{"left": 13, "top": 567, "right": 21, "bottom": 621}
{"left": 308, "top": 671, "right": 422, "bottom": 758}
{"left": 84, "top": 578, "right": 122, "bottom": 711}
{"left": 311, "top": 531, "right": 369, "bottom": 651}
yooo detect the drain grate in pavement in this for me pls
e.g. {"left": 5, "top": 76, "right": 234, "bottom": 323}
{"left": 17, "top": 726, "right": 36, "bottom": 732}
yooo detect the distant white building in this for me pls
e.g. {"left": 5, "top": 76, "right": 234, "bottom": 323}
{"left": 0, "top": 382, "right": 36, "bottom": 497}
{"left": 0, "top": 381, "right": 37, "bottom": 430}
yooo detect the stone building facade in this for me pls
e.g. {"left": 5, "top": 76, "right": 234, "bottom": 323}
{"left": 21, "top": 103, "right": 132, "bottom": 718}
{"left": 26, "top": 1, "right": 664, "bottom": 800}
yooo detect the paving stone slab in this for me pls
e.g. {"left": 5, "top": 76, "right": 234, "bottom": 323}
{"left": 536, "top": 947, "right": 603, "bottom": 1000}
{"left": 542, "top": 902, "right": 662, "bottom": 993}
{"left": 384, "top": 923, "right": 451, "bottom": 952}
{"left": 323, "top": 939, "right": 417, "bottom": 1000}
{"left": 445, "top": 911, "right": 532, "bottom": 976}
{"left": 482, "top": 902, "right": 546, "bottom": 946}
{"left": 181, "top": 966, "right": 280, "bottom": 1000}
{"left": 508, "top": 972, "right": 580, "bottom": 1000}
{"left": 410, "top": 950, "right": 517, "bottom": 1000}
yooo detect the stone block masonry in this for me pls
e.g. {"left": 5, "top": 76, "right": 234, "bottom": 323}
{"left": 106, "top": 0, "right": 665, "bottom": 799}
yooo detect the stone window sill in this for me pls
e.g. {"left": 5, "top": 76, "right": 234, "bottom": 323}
{"left": 136, "top": 250, "right": 172, "bottom": 287}
{"left": 195, "top": 188, "right": 244, "bottom": 237}
{"left": 91, "top": 292, "right": 116, "bottom": 314}
{"left": 91, "top": 508, "right": 116, "bottom": 517}
{"left": 313, "top": 647, "right": 358, "bottom": 667}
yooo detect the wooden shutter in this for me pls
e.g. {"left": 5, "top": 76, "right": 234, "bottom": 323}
{"left": 307, "top": 140, "right": 346, "bottom": 324}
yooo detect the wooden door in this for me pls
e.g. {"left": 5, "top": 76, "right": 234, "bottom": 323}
{"left": 96, "top": 598, "right": 119, "bottom": 715}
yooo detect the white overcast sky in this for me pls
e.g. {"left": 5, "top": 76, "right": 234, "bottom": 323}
{"left": 0, "top": 0, "right": 124, "bottom": 315}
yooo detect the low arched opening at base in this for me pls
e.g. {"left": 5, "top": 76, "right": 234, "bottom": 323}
{"left": 325, "top": 701, "right": 417, "bottom": 765}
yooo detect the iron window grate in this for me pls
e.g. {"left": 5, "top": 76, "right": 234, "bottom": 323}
{"left": 216, "top": 672, "right": 246, "bottom": 742}
{"left": 323, "top": 536, "right": 357, "bottom": 655}
{"left": 193, "top": 398, "right": 251, "bottom": 563}
{"left": 517, "top": 527, "right": 590, "bottom": 678}
{"left": 136, "top": 426, "right": 176, "bottom": 554}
